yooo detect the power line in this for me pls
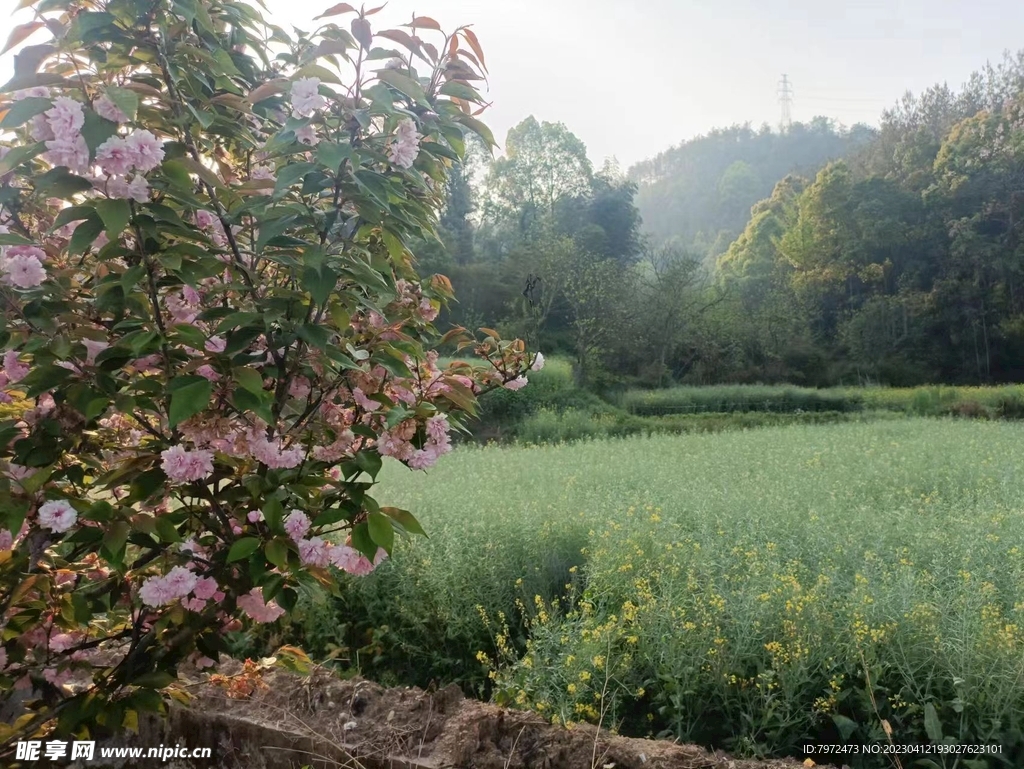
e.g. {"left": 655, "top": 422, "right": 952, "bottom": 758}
{"left": 778, "top": 74, "right": 793, "bottom": 132}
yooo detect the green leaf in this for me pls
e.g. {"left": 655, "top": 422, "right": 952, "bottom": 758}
{"left": 0, "top": 96, "right": 50, "bottom": 129}
{"left": 923, "top": 702, "right": 943, "bottom": 742}
{"left": 154, "top": 516, "right": 181, "bottom": 543}
{"left": 168, "top": 376, "right": 213, "bottom": 428}
{"left": 377, "top": 69, "right": 428, "bottom": 104}
{"left": 227, "top": 537, "right": 261, "bottom": 563}
{"left": 439, "top": 80, "right": 483, "bottom": 102}
{"left": 381, "top": 506, "right": 426, "bottom": 537}
{"left": 101, "top": 520, "right": 130, "bottom": 562}
{"left": 831, "top": 714, "right": 857, "bottom": 741}
{"left": 233, "top": 367, "right": 265, "bottom": 395}
{"left": 315, "top": 141, "right": 351, "bottom": 172}
{"left": 171, "top": 323, "right": 208, "bottom": 350}
{"left": 94, "top": 198, "right": 131, "bottom": 240}
{"left": 301, "top": 266, "right": 337, "bottom": 306}
{"left": 350, "top": 522, "right": 375, "bottom": 559}
{"left": 133, "top": 671, "right": 176, "bottom": 689}
{"left": 367, "top": 512, "right": 394, "bottom": 553}
{"left": 81, "top": 110, "right": 118, "bottom": 155}
{"left": 34, "top": 167, "right": 93, "bottom": 198}
{"left": 0, "top": 141, "right": 45, "bottom": 175}
{"left": 455, "top": 114, "right": 497, "bottom": 148}
{"left": 265, "top": 539, "right": 289, "bottom": 569}
{"left": 296, "top": 323, "right": 332, "bottom": 351}
{"left": 104, "top": 86, "right": 139, "bottom": 121}
{"left": 68, "top": 213, "right": 104, "bottom": 255}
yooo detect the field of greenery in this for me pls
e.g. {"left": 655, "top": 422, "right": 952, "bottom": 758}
{"left": 281, "top": 418, "right": 1024, "bottom": 766}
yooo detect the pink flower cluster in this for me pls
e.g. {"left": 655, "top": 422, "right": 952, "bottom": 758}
{"left": 283, "top": 510, "right": 388, "bottom": 575}
{"left": 160, "top": 445, "right": 215, "bottom": 483}
{"left": 94, "top": 129, "right": 164, "bottom": 203}
{"left": 1, "top": 245, "right": 47, "bottom": 289}
{"left": 237, "top": 587, "right": 285, "bottom": 623}
{"left": 376, "top": 413, "right": 452, "bottom": 470}
{"left": 290, "top": 78, "right": 326, "bottom": 118}
{"left": 37, "top": 500, "right": 78, "bottom": 533}
{"left": 40, "top": 97, "right": 89, "bottom": 175}
{"left": 388, "top": 118, "right": 421, "bottom": 169}
{"left": 139, "top": 566, "right": 221, "bottom": 609}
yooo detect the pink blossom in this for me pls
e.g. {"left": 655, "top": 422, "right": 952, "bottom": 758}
{"left": 3, "top": 350, "right": 29, "bottom": 383}
{"left": 82, "top": 339, "right": 109, "bottom": 366}
{"left": 183, "top": 597, "right": 207, "bottom": 612}
{"left": 251, "top": 164, "right": 275, "bottom": 181}
{"left": 531, "top": 352, "right": 545, "bottom": 371}
{"left": 250, "top": 435, "right": 304, "bottom": 469}
{"left": 37, "top": 500, "right": 77, "bottom": 533}
{"left": 139, "top": 565, "right": 197, "bottom": 607}
{"left": 193, "top": 577, "right": 219, "bottom": 601}
{"left": 425, "top": 414, "right": 449, "bottom": 442}
{"left": 0, "top": 529, "right": 12, "bottom": 551}
{"left": 44, "top": 135, "right": 89, "bottom": 174}
{"left": 503, "top": 376, "right": 528, "bottom": 391}
{"left": 298, "top": 537, "right": 331, "bottom": 567}
{"left": 388, "top": 118, "right": 421, "bottom": 169}
{"left": 418, "top": 296, "right": 438, "bottom": 321}
{"left": 45, "top": 97, "right": 85, "bottom": 142}
{"left": 196, "top": 365, "right": 219, "bottom": 382}
{"left": 284, "top": 510, "right": 310, "bottom": 542}
{"left": 247, "top": 510, "right": 263, "bottom": 523}
{"left": 205, "top": 336, "right": 226, "bottom": 353}
{"left": 294, "top": 124, "right": 319, "bottom": 146}
{"left": 331, "top": 545, "right": 387, "bottom": 576}
{"left": 94, "top": 94, "right": 128, "bottom": 123}
{"left": 29, "top": 113, "right": 53, "bottom": 142}
{"left": 290, "top": 78, "right": 325, "bottom": 117}
{"left": 14, "top": 86, "right": 50, "bottom": 100}
{"left": 160, "top": 445, "right": 215, "bottom": 483}
{"left": 182, "top": 285, "right": 201, "bottom": 305}
{"left": 408, "top": 445, "right": 441, "bottom": 470}
{"left": 3, "top": 250, "right": 46, "bottom": 289}
{"left": 96, "top": 136, "right": 135, "bottom": 176}
{"left": 125, "top": 129, "right": 165, "bottom": 172}
{"left": 289, "top": 376, "right": 311, "bottom": 399}
{"left": 195, "top": 210, "right": 218, "bottom": 229}
{"left": 43, "top": 668, "right": 72, "bottom": 688}
{"left": 352, "top": 387, "right": 380, "bottom": 412}
{"left": 126, "top": 175, "right": 150, "bottom": 202}
{"left": 237, "top": 587, "right": 285, "bottom": 623}
{"left": 49, "top": 633, "right": 80, "bottom": 653}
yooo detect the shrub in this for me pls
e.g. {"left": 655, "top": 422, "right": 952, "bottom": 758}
{"left": 0, "top": 0, "right": 531, "bottom": 752}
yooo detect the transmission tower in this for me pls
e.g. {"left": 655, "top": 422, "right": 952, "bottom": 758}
{"left": 778, "top": 74, "right": 793, "bottom": 132}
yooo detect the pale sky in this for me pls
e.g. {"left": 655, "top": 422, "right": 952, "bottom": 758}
{"left": 4, "top": 0, "right": 1024, "bottom": 168}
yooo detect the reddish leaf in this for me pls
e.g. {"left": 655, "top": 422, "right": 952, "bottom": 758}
{"left": 2, "top": 22, "right": 45, "bottom": 56}
{"left": 460, "top": 27, "right": 487, "bottom": 72}
{"left": 364, "top": 3, "right": 388, "bottom": 15}
{"left": 422, "top": 42, "right": 438, "bottom": 63}
{"left": 406, "top": 15, "right": 441, "bottom": 30}
{"left": 314, "top": 2, "right": 356, "bottom": 18}
{"left": 377, "top": 29, "right": 419, "bottom": 51}
{"left": 449, "top": 36, "right": 458, "bottom": 58}
{"left": 456, "top": 48, "right": 482, "bottom": 70}
{"left": 351, "top": 17, "right": 372, "bottom": 49}
{"left": 246, "top": 78, "right": 289, "bottom": 104}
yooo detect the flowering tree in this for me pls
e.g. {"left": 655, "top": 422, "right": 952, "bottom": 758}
{"left": 0, "top": 0, "right": 539, "bottom": 753}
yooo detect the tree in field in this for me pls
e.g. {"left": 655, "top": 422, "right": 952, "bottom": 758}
{"left": 484, "top": 115, "right": 593, "bottom": 235}
{"left": 0, "top": 0, "right": 533, "bottom": 754}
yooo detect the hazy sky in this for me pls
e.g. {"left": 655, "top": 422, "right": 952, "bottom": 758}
{"left": 5, "top": 0, "right": 1024, "bottom": 168}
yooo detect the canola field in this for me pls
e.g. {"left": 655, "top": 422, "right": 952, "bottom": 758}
{"left": 304, "top": 419, "right": 1024, "bottom": 764}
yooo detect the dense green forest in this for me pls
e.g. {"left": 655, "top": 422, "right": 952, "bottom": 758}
{"left": 419, "top": 51, "right": 1024, "bottom": 390}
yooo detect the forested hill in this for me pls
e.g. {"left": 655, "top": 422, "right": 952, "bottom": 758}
{"left": 627, "top": 119, "right": 876, "bottom": 255}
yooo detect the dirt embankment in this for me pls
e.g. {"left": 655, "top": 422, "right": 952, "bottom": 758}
{"left": 125, "top": 666, "right": 818, "bottom": 769}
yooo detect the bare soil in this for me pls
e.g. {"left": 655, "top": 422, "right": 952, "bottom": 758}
{"left": 129, "top": 664, "right": 818, "bottom": 769}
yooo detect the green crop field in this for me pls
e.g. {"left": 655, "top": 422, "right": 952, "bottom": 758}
{"left": 288, "top": 419, "right": 1024, "bottom": 765}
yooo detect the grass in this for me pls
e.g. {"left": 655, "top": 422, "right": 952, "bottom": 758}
{"left": 288, "top": 419, "right": 1024, "bottom": 766}
{"left": 617, "top": 382, "right": 1024, "bottom": 421}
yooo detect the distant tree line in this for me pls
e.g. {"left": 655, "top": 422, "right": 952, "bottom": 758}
{"left": 417, "top": 51, "right": 1024, "bottom": 389}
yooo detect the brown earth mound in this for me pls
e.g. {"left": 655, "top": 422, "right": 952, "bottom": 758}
{"left": 130, "top": 664, "right": 825, "bottom": 769}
